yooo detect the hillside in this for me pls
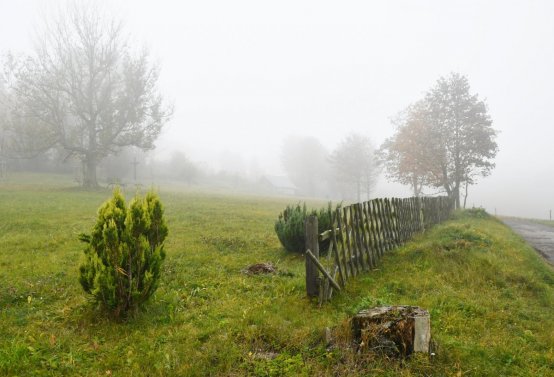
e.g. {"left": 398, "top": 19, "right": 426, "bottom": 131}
{"left": 0, "top": 174, "right": 553, "bottom": 376}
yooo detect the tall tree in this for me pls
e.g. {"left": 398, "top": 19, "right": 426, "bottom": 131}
{"left": 378, "top": 103, "right": 437, "bottom": 197}
{"left": 330, "top": 133, "right": 378, "bottom": 202}
{"left": 425, "top": 73, "right": 497, "bottom": 208}
{"left": 380, "top": 73, "right": 498, "bottom": 208}
{"left": 1, "top": 3, "right": 171, "bottom": 187}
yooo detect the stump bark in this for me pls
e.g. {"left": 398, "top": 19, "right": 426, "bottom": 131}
{"left": 352, "top": 306, "right": 430, "bottom": 357}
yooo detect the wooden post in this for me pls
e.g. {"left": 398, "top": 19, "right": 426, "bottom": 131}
{"left": 306, "top": 250, "right": 341, "bottom": 292}
{"left": 305, "top": 215, "right": 319, "bottom": 297}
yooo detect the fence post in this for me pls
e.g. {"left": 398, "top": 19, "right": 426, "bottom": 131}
{"left": 305, "top": 215, "right": 319, "bottom": 297}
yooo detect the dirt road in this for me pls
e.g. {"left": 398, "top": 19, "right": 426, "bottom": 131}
{"left": 501, "top": 218, "right": 554, "bottom": 265}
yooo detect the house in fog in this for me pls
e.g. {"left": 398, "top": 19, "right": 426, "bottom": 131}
{"left": 259, "top": 175, "right": 298, "bottom": 196}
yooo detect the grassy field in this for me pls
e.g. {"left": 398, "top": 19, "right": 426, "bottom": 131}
{"left": 1, "top": 174, "right": 553, "bottom": 376}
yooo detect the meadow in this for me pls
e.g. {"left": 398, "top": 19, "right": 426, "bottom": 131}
{"left": 0, "top": 174, "right": 553, "bottom": 376}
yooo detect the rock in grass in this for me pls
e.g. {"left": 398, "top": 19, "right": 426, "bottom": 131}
{"left": 351, "top": 306, "right": 430, "bottom": 357}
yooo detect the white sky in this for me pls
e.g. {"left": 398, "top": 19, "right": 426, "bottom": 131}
{"left": 1, "top": 0, "right": 554, "bottom": 218}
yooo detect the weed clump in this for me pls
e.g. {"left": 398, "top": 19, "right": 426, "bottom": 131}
{"left": 78, "top": 189, "right": 168, "bottom": 317}
{"left": 274, "top": 203, "right": 333, "bottom": 253}
{"left": 451, "top": 208, "right": 490, "bottom": 220}
{"left": 435, "top": 224, "right": 492, "bottom": 251}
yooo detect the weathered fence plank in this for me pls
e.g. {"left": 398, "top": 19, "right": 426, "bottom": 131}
{"left": 358, "top": 203, "right": 373, "bottom": 269}
{"left": 336, "top": 210, "right": 349, "bottom": 280}
{"left": 343, "top": 207, "right": 358, "bottom": 276}
{"left": 372, "top": 200, "right": 385, "bottom": 258}
{"left": 305, "top": 215, "right": 319, "bottom": 297}
{"left": 363, "top": 202, "right": 375, "bottom": 267}
{"left": 306, "top": 250, "right": 341, "bottom": 292}
{"left": 330, "top": 213, "right": 346, "bottom": 287}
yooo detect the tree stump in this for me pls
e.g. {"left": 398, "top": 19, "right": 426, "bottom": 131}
{"left": 352, "top": 306, "right": 430, "bottom": 357}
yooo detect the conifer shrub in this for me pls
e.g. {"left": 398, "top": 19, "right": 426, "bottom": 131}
{"left": 274, "top": 203, "right": 333, "bottom": 253}
{"left": 78, "top": 189, "right": 168, "bottom": 317}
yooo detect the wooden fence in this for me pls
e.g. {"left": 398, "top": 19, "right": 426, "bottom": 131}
{"left": 305, "top": 196, "right": 453, "bottom": 305}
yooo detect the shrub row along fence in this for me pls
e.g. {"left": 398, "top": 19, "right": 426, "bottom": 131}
{"left": 304, "top": 196, "right": 453, "bottom": 305}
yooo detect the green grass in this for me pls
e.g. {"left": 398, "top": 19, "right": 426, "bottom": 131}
{"left": 502, "top": 215, "right": 554, "bottom": 228}
{"left": 1, "top": 173, "right": 553, "bottom": 376}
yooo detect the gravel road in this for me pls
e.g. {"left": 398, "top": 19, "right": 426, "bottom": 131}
{"left": 501, "top": 218, "right": 554, "bottom": 265}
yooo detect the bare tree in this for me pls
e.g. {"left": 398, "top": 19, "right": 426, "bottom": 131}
{"left": 1, "top": 3, "right": 171, "bottom": 187}
{"left": 330, "top": 133, "right": 378, "bottom": 202}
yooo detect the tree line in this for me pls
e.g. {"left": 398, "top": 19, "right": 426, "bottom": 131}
{"left": 0, "top": 3, "right": 498, "bottom": 205}
{"left": 281, "top": 134, "right": 378, "bottom": 202}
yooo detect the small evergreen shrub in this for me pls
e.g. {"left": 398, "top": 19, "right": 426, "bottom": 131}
{"left": 274, "top": 203, "right": 333, "bottom": 253}
{"left": 79, "top": 189, "right": 168, "bottom": 317}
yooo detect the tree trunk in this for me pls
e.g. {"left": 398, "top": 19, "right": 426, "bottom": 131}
{"left": 84, "top": 120, "right": 99, "bottom": 188}
{"left": 463, "top": 181, "right": 469, "bottom": 209}
{"left": 453, "top": 183, "right": 461, "bottom": 209}
{"left": 83, "top": 156, "right": 98, "bottom": 188}
{"left": 412, "top": 176, "right": 420, "bottom": 197}
{"left": 455, "top": 191, "right": 460, "bottom": 209}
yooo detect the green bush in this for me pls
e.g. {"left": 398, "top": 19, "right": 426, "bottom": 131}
{"left": 274, "top": 203, "right": 333, "bottom": 253}
{"left": 451, "top": 207, "right": 491, "bottom": 220}
{"left": 78, "top": 189, "right": 168, "bottom": 317}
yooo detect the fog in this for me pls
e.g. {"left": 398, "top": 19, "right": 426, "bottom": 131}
{"left": 1, "top": 0, "right": 554, "bottom": 218}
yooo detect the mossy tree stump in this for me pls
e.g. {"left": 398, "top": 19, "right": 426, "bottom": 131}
{"left": 352, "top": 306, "right": 430, "bottom": 357}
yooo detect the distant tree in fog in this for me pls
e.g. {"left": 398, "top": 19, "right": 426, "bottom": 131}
{"left": 169, "top": 151, "right": 200, "bottom": 183}
{"left": 0, "top": 77, "right": 6, "bottom": 156}
{"left": 330, "top": 133, "right": 378, "bottom": 202}
{"left": 378, "top": 102, "right": 435, "bottom": 197}
{"left": 380, "top": 73, "right": 498, "bottom": 208}
{"left": 0, "top": 3, "right": 171, "bottom": 187}
{"left": 281, "top": 136, "right": 330, "bottom": 197}
{"left": 0, "top": 64, "right": 20, "bottom": 158}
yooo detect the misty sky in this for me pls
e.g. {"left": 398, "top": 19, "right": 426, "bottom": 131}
{"left": 1, "top": 0, "right": 554, "bottom": 218}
